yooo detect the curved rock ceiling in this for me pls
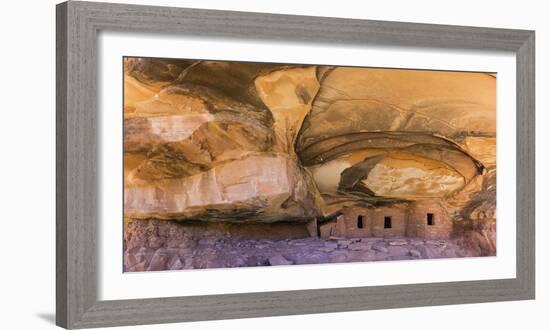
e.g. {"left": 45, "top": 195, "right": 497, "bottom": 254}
{"left": 123, "top": 58, "right": 496, "bottom": 222}
{"left": 296, "top": 67, "right": 494, "bottom": 214}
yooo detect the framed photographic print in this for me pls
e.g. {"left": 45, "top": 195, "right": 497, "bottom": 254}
{"left": 56, "top": 1, "right": 535, "bottom": 328}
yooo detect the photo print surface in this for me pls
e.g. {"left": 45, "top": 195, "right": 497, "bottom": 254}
{"left": 123, "top": 57, "right": 496, "bottom": 272}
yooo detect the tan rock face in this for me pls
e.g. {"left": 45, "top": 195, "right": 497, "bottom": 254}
{"left": 124, "top": 85, "right": 210, "bottom": 118}
{"left": 123, "top": 58, "right": 495, "bottom": 224}
{"left": 124, "top": 59, "right": 321, "bottom": 222}
{"left": 298, "top": 67, "right": 495, "bottom": 146}
{"left": 462, "top": 137, "right": 496, "bottom": 167}
{"left": 125, "top": 154, "right": 317, "bottom": 222}
{"left": 363, "top": 152, "right": 465, "bottom": 199}
{"left": 294, "top": 67, "right": 494, "bottom": 214}
{"left": 125, "top": 118, "right": 273, "bottom": 181}
{"left": 255, "top": 66, "right": 320, "bottom": 153}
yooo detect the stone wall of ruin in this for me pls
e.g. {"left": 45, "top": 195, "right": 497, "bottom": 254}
{"left": 339, "top": 207, "right": 373, "bottom": 237}
{"left": 320, "top": 205, "right": 409, "bottom": 238}
{"left": 320, "top": 202, "right": 453, "bottom": 240}
{"left": 369, "top": 206, "right": 408, "bottom": 238}
{"left": 407, "top": 201, "right": 452, "bottom": 240}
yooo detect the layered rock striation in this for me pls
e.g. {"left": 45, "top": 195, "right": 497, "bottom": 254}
{"left": 296, "top": 67, "right": 495, "bottom": 214}
{"left": 124, "top": 59, "right": 322, "bottom": 222}
{"left": 123, "top": 58, "right": 496, "bottom": 258}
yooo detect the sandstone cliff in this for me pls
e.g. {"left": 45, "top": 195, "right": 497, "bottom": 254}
{"left": 123, "top": 58, "right": 496, "bottom": 226}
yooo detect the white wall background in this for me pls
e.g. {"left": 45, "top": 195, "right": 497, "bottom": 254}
{"left": 0, "top": 0, "right": 547, "bottom": 329}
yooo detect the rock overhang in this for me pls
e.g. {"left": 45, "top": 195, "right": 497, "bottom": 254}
{"left": 123, "top": 58, "right": 496, "bottom": 223}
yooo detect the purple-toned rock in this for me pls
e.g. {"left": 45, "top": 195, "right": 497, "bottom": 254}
{"left": 372, "top": 244, "right": 388, "bottom": 253}
{"left": 268, "top": 255, "right": 293, "bottom": 266}
{"left": 409, "top": 249, "right": 422, "bottom": 258}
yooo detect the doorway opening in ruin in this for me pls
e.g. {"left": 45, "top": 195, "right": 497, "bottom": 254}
{"left": 357, "top": 216, "right": 364, "bottom": 229}
{"left": 427, "top": 213, "right": 435, "bottom": 226}
{"left": 384, "top": 216, "right": 392, "bottom": 229}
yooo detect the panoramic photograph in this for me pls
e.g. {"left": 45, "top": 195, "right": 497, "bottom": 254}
{"left": 122, "top": 57, "right": 497, "bottom": 272}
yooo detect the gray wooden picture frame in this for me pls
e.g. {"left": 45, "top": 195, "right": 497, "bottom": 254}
{"left": 56, "top": 1, "right": 535, "bottom": 328}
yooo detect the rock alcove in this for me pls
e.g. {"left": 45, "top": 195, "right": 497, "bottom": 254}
{"left": 123, "top": 58, "right": 496, "bottom": 271}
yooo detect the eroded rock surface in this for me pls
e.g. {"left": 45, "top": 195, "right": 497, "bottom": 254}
{"left": 125, "top": 153, "right": 319, "bottom": 222}
{"left": 124, "top": 220, "right": 485, "bottom": 271}
{"left": 124, "top": 59, "right": 496, "bottom": 221}
{"left": 124, "top": 59, "right": 322, "bottom": 222}
{"left": 123, "top": 58, "right": 497, "bottom": 269}
{"left": 296, "top": 67, "right": 494, "bottom": 212}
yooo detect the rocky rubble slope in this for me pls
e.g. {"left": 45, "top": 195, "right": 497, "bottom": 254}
{"left": 124, "top": 220, "right": 483, "bottom": 271}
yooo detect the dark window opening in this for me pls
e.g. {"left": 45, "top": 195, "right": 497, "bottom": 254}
{"left": 384, "top": 216, "right": 392, "bottom": 229}
{"left": 427, "top": 213, "right": 435, "bottom": 226}
{"left": 357, "top": 216, "right": 364, "bottom": 229}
